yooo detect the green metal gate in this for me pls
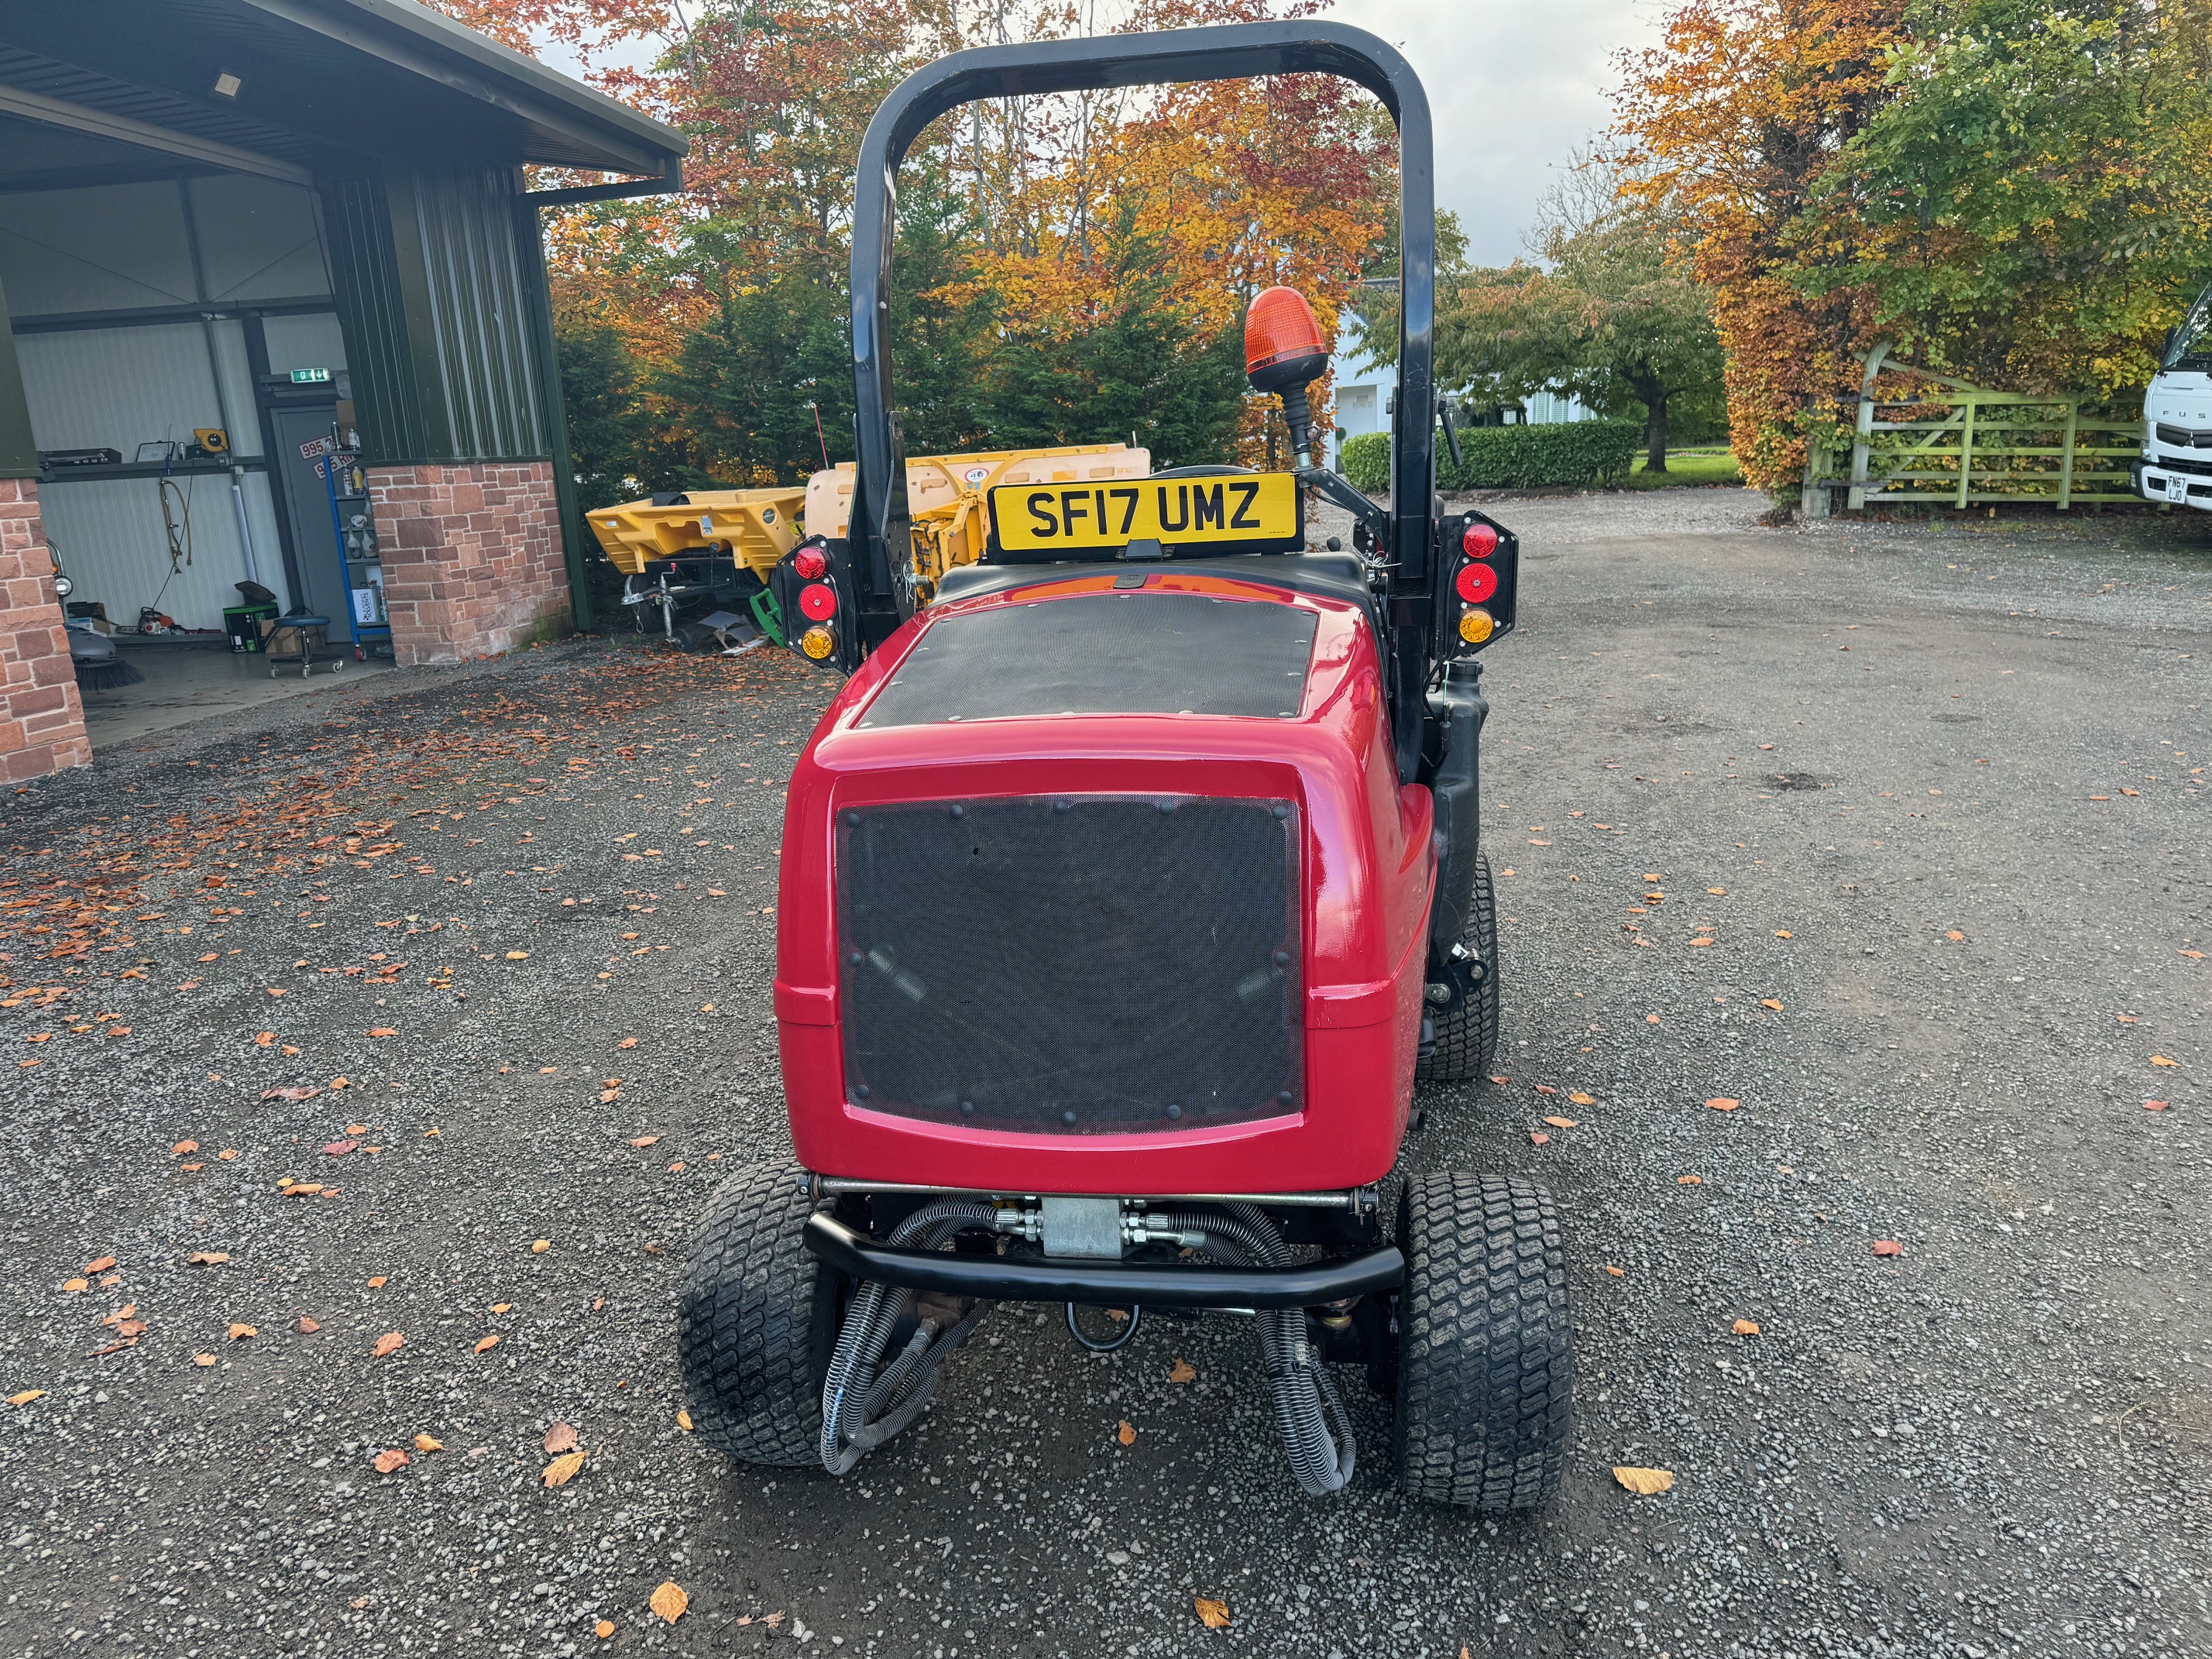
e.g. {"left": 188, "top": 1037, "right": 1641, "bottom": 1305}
{"left": 1807, "top": 345, "right": 2140, "bottom": 511}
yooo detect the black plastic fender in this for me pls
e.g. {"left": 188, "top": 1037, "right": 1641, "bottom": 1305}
{"left": 1424, "top": 662, "right": 1489, "bottom": 962}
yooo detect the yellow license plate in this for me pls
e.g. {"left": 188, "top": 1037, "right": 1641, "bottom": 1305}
{"left": 988, "top": 472, "right": 1303, "bottom": 555}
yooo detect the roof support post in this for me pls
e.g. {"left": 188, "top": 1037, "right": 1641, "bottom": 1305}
{"left": 0, "top": 273, "right": 37, "bottom": 479}
{"left": 514, "top": 190, "right": 594, "bottom": 632}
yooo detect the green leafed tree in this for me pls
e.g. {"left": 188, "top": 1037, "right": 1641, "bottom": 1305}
{"left": 1440, "top": 163, "right": 1724, "bottom": 471}
{"left": 974, "top": 203, "right": 1247, "bottom": 469}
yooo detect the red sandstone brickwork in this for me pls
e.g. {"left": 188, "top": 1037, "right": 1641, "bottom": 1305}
{"left": 368, "top": 462, "right": 572, "bottom": 666}
{"left": 0, "top": 478, "right": 90, "bottom": 784}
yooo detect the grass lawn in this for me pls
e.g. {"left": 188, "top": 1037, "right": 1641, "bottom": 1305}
{"left": 1622, "top": 448, "right": 1744, "bottom": 489}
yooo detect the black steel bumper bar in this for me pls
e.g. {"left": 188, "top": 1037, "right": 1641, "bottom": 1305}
{"left": 802, "top": 1214, "right": 1403, "bottom": 1311}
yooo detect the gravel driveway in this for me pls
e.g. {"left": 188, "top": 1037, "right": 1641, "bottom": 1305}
{"left": 3, "top": 490, "right": 2207, "bottom": 1659}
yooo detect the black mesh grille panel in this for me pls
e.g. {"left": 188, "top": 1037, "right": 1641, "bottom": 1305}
{"left": 836, "top": 795, "right": 1301, "bottom": 1135}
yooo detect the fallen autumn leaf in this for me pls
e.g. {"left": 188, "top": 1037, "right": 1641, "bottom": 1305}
{"left": 1613, "top": 1466, "right": 1675, "bottom": 1496}
{"left": 542, "top": 1450, "right": 586, "bottom": 1489}
{"left": 1194, "top": 1596, "right": 1231, "bottom": 1630}
{"left": 649, "top": 1581, "right": 688, "bottom": 1623}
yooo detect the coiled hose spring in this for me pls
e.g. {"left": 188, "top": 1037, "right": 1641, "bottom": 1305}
{"left": 1146, "top": 1202, "right": 1358, "bottom": 1496}
{"left": 818, "top": 1200, "right": 997, "bottom": 1475}
{"left": 818, "top": 1199, "right": 1355, "bottom": 1495}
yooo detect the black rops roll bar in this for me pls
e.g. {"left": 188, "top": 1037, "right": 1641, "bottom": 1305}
{"left": 848, "top": 22, "right": 1440, "bottom": 780}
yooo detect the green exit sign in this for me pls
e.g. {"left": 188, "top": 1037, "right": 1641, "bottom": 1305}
{"left": 290, "top": 367, "right": 331, "bottom": 384}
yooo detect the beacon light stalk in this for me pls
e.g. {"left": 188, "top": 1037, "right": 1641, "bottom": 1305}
{"left": 1245, "top": 287, "right": 1331, "bottom": 469}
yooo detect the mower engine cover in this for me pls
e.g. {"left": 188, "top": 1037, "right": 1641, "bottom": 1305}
{"left": 772, "top": 563, "right": 1431, "bottom": 1195}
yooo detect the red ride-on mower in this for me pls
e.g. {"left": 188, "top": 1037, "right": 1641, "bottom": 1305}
{"left": 680, "top": 20, "right": 1568, "bottom": 1509}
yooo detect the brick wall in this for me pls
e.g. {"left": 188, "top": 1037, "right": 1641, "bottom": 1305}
{"left": 0, "top": 478, "right": 91, "bottom": 784}
{"left": 368, "top": 462, "right": 572, "bottom": 666}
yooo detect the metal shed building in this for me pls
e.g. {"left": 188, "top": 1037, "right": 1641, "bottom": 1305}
{"left": 0, "top": 0, "right": 685, "bottom": 782}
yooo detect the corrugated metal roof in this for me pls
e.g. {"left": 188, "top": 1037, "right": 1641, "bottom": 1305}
{"left": 0, "top": 1, "right": 685, "bottom": 179}
{"left": 0, "top": 45, "right": 314, "bottom": 164}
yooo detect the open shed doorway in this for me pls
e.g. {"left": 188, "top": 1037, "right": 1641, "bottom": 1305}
{"left": 2, "top": 167, "right": 393, "bottom": 747}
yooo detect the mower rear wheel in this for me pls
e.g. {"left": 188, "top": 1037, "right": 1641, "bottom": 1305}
{"left": 1417, "top": 854, "right": 1500, "bottom": 1084}
{"left": 1393, "top": 1171, "right": 1572, "bottom": 1510}
{"left": 678, "top": 1163, "right": 844, "bottom": 1468}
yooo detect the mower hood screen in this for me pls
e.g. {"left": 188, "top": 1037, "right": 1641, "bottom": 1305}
{"left": 834, "top": 795, "right": 1303, "bottom": 1135}
{"left": 856, "top": 591, "right": 1317, "bottom": 728}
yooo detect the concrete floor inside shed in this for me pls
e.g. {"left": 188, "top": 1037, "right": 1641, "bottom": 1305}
{"left": 78, "top": 637, "right": 395, "bottom": 751}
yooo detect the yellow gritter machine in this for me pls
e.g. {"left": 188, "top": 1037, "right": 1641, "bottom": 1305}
{"left": 803, "top": 444, "right": 1151, "bottom": 609}
{"left": 588, "top": 488, "right": 807, "bottom": 644}
{"left": 586, "top": 445, "right": 1152, "bottom": 647}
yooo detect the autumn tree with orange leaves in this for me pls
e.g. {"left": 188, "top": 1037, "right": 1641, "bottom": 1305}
{"left": 1612, "top": 0, "right": 1905, "bottom": 493}
{"left": 1616, "top": 0, "right": 2212, "bottom": 494}
{"left": 427, "top": 0, "right": 1392, "bottom": 496}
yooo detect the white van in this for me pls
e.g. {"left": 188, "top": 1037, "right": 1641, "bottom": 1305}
{"left": 2137, "top": 283, "right": 2212, "bottom": 510}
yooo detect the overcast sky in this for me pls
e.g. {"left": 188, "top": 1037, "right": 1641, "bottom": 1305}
{"left": 1319, "top": 0, "right": 1664, "bottom": 265}
{"left": 536, "top": 1, "right": 1663, "bottom": 266}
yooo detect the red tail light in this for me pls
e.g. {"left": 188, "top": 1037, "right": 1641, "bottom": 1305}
{"left": 793, "top": 545, "right": 828, "bottom": 580}
{"left": 1461, "top": 522, "right": 1499, "bottom": 559}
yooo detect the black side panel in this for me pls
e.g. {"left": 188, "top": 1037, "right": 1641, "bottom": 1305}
{"left": 856, "top": 592, "right": 1317, "bottom": 727}
{"left": 1425, "top": 668, "right": 1489, "bottom": 957}
{"left": 836, "top": 795, "right": 1303, "bottom": 1134}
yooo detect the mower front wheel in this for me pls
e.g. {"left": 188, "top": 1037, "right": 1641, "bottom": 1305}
{"left": 1393, "top": 1171, "right": 1572, "bottom": 1510}
{"left": 678, "top": 1163, "right": 845, "bottom": 1468}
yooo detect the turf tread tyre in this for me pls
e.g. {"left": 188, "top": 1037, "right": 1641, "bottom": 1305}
{"left": 1394, "top": 1171, "right": 1572, "bottom": 1510}
{"left": 678, "top": 1163, "right": 839, "bottom": 1468}
{"left": 1417, "top": 854, "right": 1499, "bottom": 1084}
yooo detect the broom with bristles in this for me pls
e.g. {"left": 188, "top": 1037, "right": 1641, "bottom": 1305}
{"left": 69, "top": 627, "right": 145, "bottom": 692}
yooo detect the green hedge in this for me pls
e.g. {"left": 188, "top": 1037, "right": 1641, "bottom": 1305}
{"left": 1339, "top": 421, "right": 1642, "bottom": 492}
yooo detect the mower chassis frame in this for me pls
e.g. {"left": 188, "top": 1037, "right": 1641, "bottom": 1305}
{"left": 804, "top": 1213, "right": 1403, "bottom": 1310}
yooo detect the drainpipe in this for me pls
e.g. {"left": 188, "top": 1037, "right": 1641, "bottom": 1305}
{"left": 180, "top": 177, "right": 260, "bottom": 585}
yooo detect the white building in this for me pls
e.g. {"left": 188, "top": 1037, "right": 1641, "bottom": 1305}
{"left": 1323, "top": 313, "right": 1592, "bottom": 469}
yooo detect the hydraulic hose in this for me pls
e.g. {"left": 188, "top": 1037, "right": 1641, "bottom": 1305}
{"left": 819, "top": 1200, "right": 998, "bottom": 1475}
{"left": 1149, "top": 1204, "right": 1357, "bottom": 1496}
